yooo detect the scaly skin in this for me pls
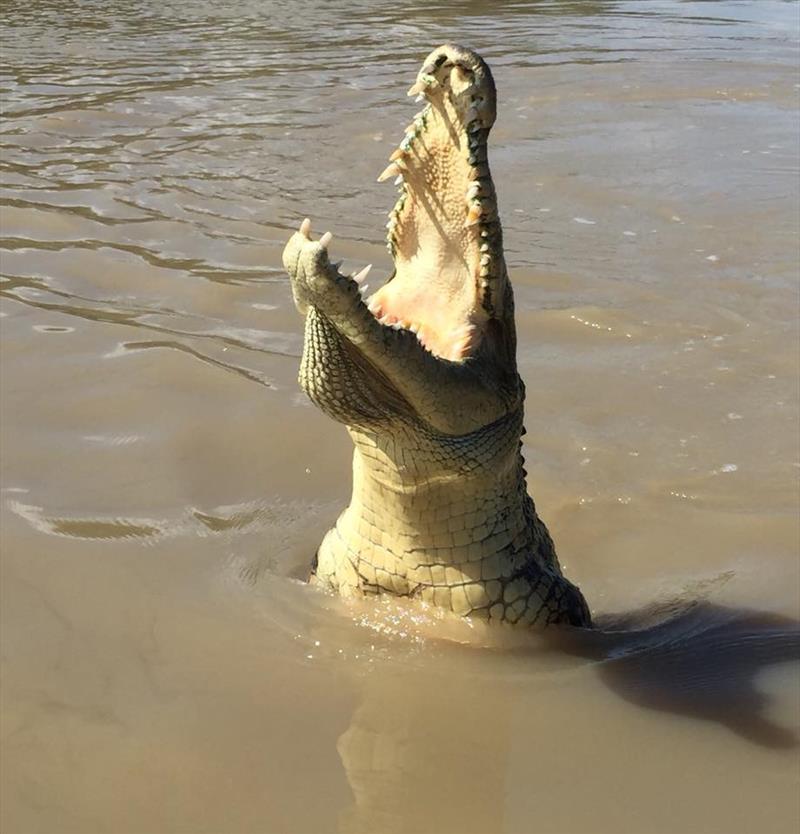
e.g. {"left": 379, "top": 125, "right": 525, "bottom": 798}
{"left": 283, "top": 44, "right": 590, "bottom": 627}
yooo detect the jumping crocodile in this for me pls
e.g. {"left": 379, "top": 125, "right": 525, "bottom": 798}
{"left": 282, "top": 44, "right": 590, "bottom": 627}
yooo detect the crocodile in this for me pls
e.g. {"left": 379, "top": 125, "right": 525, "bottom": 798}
{"left": 282, "top": 44, "right": 590, "bottom": 627}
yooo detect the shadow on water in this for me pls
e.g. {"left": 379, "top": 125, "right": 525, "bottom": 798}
{"left": 545, "top": 599, "right": 800, "bottom": 750}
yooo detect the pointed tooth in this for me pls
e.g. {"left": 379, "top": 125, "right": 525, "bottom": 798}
{"left": 481, "top": 254, "right": 491, "bottom": 266}
{"left": 465, "top": 106, "right": 479, "bottom": 123}
{"left": 389, "top": 148, "right": 405, "bottom": 162}
{"left": 409, "top": 324, "right": 419, "bottom": 334}
{"left": 407, "top": 81, "right": 425, "bottom": 97}
{"left": 480, "top": 242, "right": 490, "bottom": 252}
{"left": 467, "top": 185, "right": 480, "bottom": 200}
{"left": 394, "top": 174, "right": 403, "bottom": 185}
{"left": 319, "top": 231, "right": 332, "bottom": 248}
{"left": 352, "top": 264, "right": 372, "bottom": 284}
{"left": 359, "top": 284, "right": 369, "bottom": 295}
{"left": 465, "top": 204, "right": 482, "bottom": 227}
{"left": 299, "top": 218, "right": 311, "bottom": 237}
{"left": 377, "top": 163, "right": 402, "bottom": 183}
{"left": 415, "top": 93, "right": 425, "bottom": 103}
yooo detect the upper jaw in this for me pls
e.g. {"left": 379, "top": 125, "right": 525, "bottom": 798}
{"left": 369, "top": 44, "right": 507, "bottom": 362}
{"left": 407, "top": 43, "right": 497, "bottom": 130}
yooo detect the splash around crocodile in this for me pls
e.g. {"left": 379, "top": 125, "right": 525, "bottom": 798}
{"left": 283, "top": 44, "right": 590, "bottom": 627}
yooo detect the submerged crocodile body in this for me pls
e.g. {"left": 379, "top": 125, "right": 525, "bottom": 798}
{"left": 283, "top": 45, "right": 590, "bottom": 627}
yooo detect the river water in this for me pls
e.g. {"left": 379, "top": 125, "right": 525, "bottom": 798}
{"left": 1, "top": 1, "right": 799, "bottom": 832}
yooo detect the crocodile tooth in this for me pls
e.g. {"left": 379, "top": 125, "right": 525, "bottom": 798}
{"left": 389, "top": 148, "right": 405, "bottom": 162}
{"left": 480, "top": 254, "right": 491, "bottom": 266}
{"left": 394, "top": 174, "right": 403, "bottom": 185}
{"left": 455, "top": 338, "right": 472, "bottom": 356}
{"left": 358, "top": 284, "right": 369, "bottom": 295}
{"left": 480, "top": 266, "right": 490, "bottom": 277}
{"left": 407, "top": 81, "right": 425, "bottom": 97}
{"left": 319, "top": 231, "right": 332, "bottom": 249}
{"left": 299, "top": 218, "right": 311, "bottom": 237}
{"left": 377, "top": 163, "right": 402, "bottom": 183}
{"left": 480, "top": 242, "right": 490, "bottom": 252}
{"left": 367, "top": 298, "right": 382, "bottom": 315}
{"left": 464, "top": 204, "right": 482, "bottom": 227}
{"left": 465, "top": 106, "right": 479, "bottom": 123}
{"left": 415, "top": 93, "right": 425, "bottom": 103}
{"left": 450, "top": 341, "right": 469, "bottom": 361}
{"left": 409, "top": 324, "right": 419, "bottom": 334}
{"left": 466, "top": 185, "right": 480, "bottom": 200}
{"left": 352, "top": 264, "right": 371, "bottom": 284}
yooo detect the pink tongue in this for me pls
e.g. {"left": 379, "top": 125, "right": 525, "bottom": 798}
{"left": 372, "top": 282, "right": 459, "bottom": 349}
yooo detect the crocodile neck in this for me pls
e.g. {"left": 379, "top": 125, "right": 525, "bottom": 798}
{"left": 313, "top": 412, "right": 582, "bottom": 627}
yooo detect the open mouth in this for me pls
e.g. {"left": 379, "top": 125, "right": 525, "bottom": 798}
{"left": 367, "top": 45, "right": 500, "bottom": 363}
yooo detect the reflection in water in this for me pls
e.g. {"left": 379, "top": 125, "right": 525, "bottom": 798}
{"left": 337, "top": 676, "right": 514, "bottom": 834}
{"left": 336, "top": 600, "right": 799, "bottom": 832}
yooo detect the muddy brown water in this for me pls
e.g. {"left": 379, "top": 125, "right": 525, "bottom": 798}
{"left": 1, "top": 1, "right": 799, "bottom": 832}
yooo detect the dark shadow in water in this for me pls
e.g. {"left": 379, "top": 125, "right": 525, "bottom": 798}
{"left": 543, "top": 599, "right": 800, "bottom": 750}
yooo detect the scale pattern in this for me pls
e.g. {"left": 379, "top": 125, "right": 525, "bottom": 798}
{"left": 283, "top": 44, "right": 590, "bottom": 628}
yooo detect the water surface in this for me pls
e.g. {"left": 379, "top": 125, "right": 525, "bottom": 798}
{"left": 2, "top": 1, "right": 799, "bottom": 832}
